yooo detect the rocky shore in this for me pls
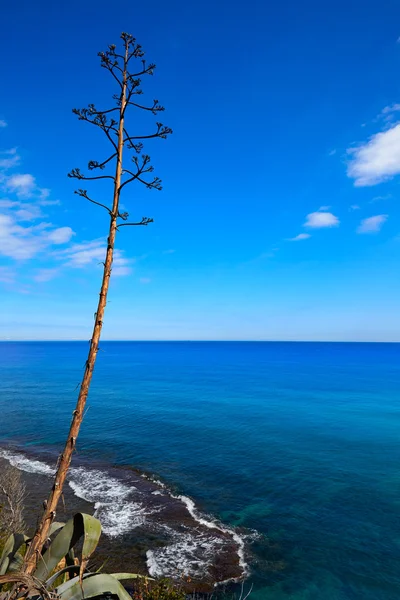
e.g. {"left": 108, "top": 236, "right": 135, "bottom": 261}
{"left": 0, "top": 455, "right": 246, "bottom": 594}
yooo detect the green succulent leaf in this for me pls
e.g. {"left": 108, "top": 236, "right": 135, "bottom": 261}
{"left": 80, "top": 513, "right": 102, "bottom": 581}
{"left": 46, "top": 565, "right": 81, "bottom": 588}
{"left": 56, "top": 573, "right": 133, "bottom": 600}
{"left": 0, "top": 533, "right": 29, "bottom": 576}
{"left": 108, "top": 573, "right": 151, "bottom": 581}
{"left": 48, "top": 521, "right": 66, "bottom": 538}
{"left": 35, "top": 513, "right": 101, "bottom": 580}
{"left": 7, "top": 553, "right": 24, "bottom": 573}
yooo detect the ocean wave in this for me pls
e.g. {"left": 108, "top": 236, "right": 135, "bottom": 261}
{"left": 0, "top": 448, "right": 55, "bottom": 476}
{"left": 146, "top": 531, "right": 226, "bottom": 579}
{"left": 68, "top": 467, "right": 148, "bottom": 537}
{"left": 173, "top": 493, "right": 248, "bottom": 579}
{"left": 0, "top": 447, "right": 249, "bottom": 582}
{"left": 140, "top": 473, "right": 248, "bottom": 582}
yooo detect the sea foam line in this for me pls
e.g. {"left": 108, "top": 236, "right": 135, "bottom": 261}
{"left": 141, "top": 473, "right": 248, "bottom": 582}
{"left": 0, "top": 449, "right": 55, "bottom": 476}
{"left": 174, "top": 493, "right": 248, "bottom": 582}
{"left": 0, "top": 449, "right": 148, "bottom": 537}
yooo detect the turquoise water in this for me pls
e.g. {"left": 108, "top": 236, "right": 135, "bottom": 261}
{"left": 1, "top": 341, "right": 400, "bottom": 598}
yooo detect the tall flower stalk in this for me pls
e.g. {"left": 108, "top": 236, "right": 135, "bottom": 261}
{"left": 23, "top": 32, "right": 172, "bottom": 574}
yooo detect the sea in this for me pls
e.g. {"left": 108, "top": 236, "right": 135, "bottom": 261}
{"left": 0, "top": 341, "right": 399, "bottom": 599}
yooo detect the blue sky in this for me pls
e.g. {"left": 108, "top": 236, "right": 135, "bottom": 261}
{"left": 1, "top": 0, "right": 400, "bottom": 340}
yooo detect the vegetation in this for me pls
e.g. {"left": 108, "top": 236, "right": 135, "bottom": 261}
{"left": 0, "top": 512, "right": 147, "bottom": 600}
{"left": 132, "top": 579, "right": 186, "bottom": 600}
{"left": 0, "top": 464, "right": 26, "bottom": 543}
{"left": 0, "top": 30, "right": 250, "bottom": 600}
{"left": 23, "top": 31, "right": 172, "bottom": 575}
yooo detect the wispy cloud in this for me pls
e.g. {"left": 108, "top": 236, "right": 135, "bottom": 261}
{"left": 33, "top": 268, "right": 60, "bottom": 282}
{"left": 349, "top": 204, "right": 360, "bottom": 211}
{"left": 48, "top": 227, "right": 74, "bottom": 244}
{"left": 380, "top": 103, "right": 400, "bottom": 119}
{"left": 59, "top": 240, "right": 106, "bottom": 267}
{"left": 288, "top": 233, "right": 311, "bottom": 242}
{"left": 347, "top": 122, "right": 400, "bottom": 186}
{"left": 357, "top": 214, "right": 388, "bottom": 234}
{"left": 139, "top": 277, "right": 151, "bottom": 284}
{"left": 370, "top": 194, "right": 392, "bottom": 203}
{"left": 304, "top": 210, "right": 339, "bottom": 228}
{"left": 328, "top": 149, "right": 337, "bottom": 156}
{"left": 0, "top": 120, "right": 7, "bottom": 128}
{"left": 113, "top": 256, "right": 132, "bottom": 277}
{"left": 1, "top": 160, "right": 56, "bottom": 204}
{"left": 0, "top": 215, "right": 74, "bottom": 260}
{"left": 6, "top": 173, "right": 37, "bottom": 198}
{"left": 163, "top": 249, "right": 175, "bottom": 254}
{"left": 0, "top": 266, "right": 15, "bottom": 284}
{"left": 57, "top": 239, "right": 133, "bottom": 276}
{"left": 0, "top": 148, "right": 20, "bottom": 170}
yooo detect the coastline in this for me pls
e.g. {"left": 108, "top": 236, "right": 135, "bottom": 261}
{"left": 0, "top": 447, "right": 249, "bottom": 594}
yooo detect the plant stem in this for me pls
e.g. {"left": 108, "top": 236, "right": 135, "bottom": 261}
{"left": 23, "top": 40, "right": 129, "bottom": 576}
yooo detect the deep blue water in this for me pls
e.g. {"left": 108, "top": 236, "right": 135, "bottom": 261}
{"left": 1, "top": 341, "right": 400, "bottom": 599}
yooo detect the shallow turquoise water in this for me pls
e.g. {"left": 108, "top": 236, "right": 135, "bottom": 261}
{"left": 1, "top": 341, "right": 400, "bottom": 598}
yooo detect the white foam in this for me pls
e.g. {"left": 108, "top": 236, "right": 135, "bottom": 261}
{"left": 140, "top": 472, "right": 249, "bottom": 582}
{"left": 68, "top": 466, "right": 147, "bottom": 537}
{"left": 173, "top": 493, "right": 248, "bottom": 580}
{"left": 146, "top": 532, "right": 225, "bottom": 579}
{"left": 1, "top": 448, "right": 249, "bottom": 581}
{"left": 0, "top": 449, "right": 55, "bottom": 476}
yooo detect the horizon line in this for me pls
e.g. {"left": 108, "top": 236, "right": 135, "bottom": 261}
{"left": 0, "top": 339, "right": 399, "bottom": 344}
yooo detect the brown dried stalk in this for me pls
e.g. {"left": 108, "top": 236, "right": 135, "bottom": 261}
{"left": 23, "top": 32, "right": 171, "bottom": 575}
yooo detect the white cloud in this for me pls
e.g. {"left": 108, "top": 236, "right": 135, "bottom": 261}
{"left": 47, "top": 227, "right": 74, "bottom": 244}
{"left": 34, "top": 268, "right": 59, "bottom": 282}
{"left": 6, "top": 173, "right": 36, "bottom": 198}
{"left": 349, "top": 205, "right": 360, "bottom": 211}
{"left": 113, "top": 255, "right": 132, "bottom": 277}
{"left": 0, "top": 148, "right": 20, "bottom": 170}
{"left": 328, "top": 149, "right": 337, "bottom": 156}
{"left": 0, "top": 214, "right": 45, "bottom": 259}
{"left": 0, "top": 198, "right": 45, "bottom": 222}
{"left": 59, "top": 240, "right": 105, "bottom": 267}
{"left": 370, "top": 194, "right": 392, "bottom": 203}
{"left": 357, "top": 214, "right": 388, "bottom": 234}
{"left": 113, "top": 266, "right": 132, "bottom": 277}
{"left": 39, "top": 199, "right": 60, "bottom": 206}
{"left": 0, "top": 199, "right": 18, "bottom": 209}
{"left": 304, "top": 211, "right": 339, "bottom": 228}
{"left": 0, "top": 120, "right": 7, "bottom": 128}
{"left": 288, "top": 233, "right": 311, "bottom": 241}
{"left": 347, "top": 123, "right": 400, "bottom": 186}
{"left": 15, "top": 204, "right": 43, "bottom": 221}
{"left": 0, "top": 266, "right": 15, "bottom": 284}
{"left": 381, "top": 103, "right": 400, "bottom": 116}
{"left": 0, "top": 214, "right": 75, "bottom": 260}
{"left": 58, "top": 239, "right": 133, "bottom": 276}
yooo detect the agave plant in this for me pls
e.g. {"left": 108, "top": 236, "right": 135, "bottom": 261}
{"left": 0, "top": 513, "right": 148, "bottom": 600}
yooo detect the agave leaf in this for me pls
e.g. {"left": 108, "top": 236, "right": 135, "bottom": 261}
{"left": 46, "top": 565, "right": 80, "bottom": 588}
{"left": 79, "top": 513, "right": 102, "bottom": 581}
{"left": 35, "top": 513, "right": 101, "bottom": 580}
{"left": 56, "top": 573, "right": 133, "bottom": 600}
{"left": 109, "top": 573, "right": 151, "bottom": 581}
{"left": 0, "top": 533, "right": 29, "bottom": 576}
{"left": 48, "top": 521, "right": 65, "bottom": 538}
{"left": 7, "top": 553, "right": 23, "bottom": 573}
